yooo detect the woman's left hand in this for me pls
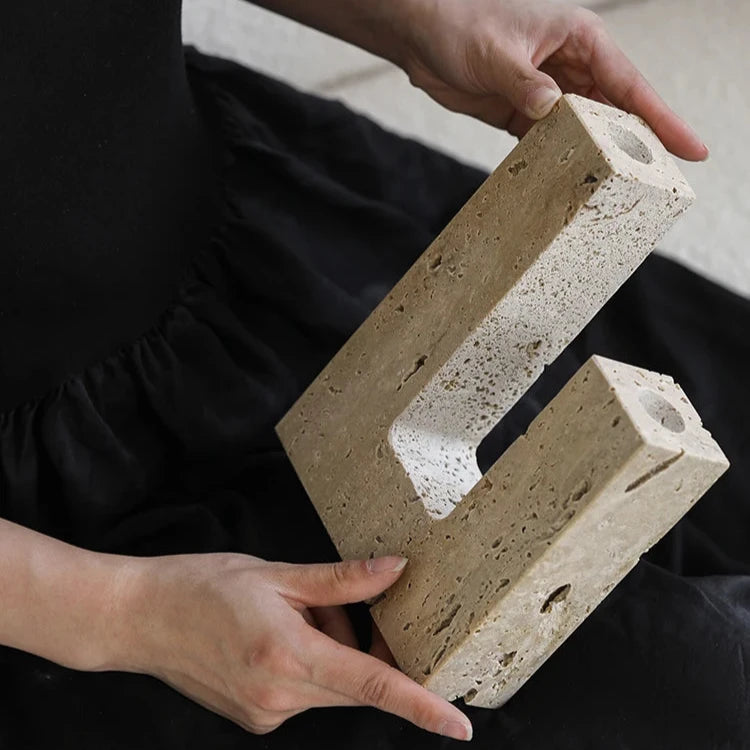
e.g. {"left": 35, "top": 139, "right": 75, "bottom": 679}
{"left": 394, "top": 0, "right": 706, "bottom": 160}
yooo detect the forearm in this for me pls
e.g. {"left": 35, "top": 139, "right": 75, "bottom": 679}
{"left": 245, "top": 0, "right": 424, "bottom": 66}
{"left": 0, "top": 518, "right": 131, "bottom": 671}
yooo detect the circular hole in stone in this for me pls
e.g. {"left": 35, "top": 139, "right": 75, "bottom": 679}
{"left": 609, "top": 122, "right": 654, "bottom": 164}
{"left": 638, "top": 390, "right": 685, "bottom": 433}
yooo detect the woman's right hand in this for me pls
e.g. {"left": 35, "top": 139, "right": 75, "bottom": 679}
{"left": 111, "top": 552, "right": 473, "bottom": 741}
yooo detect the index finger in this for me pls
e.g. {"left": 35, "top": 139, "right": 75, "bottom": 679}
{"left": 589, "top": 26, "right": 707, "bottom": 161}
{"left": 306, "top": 633, "right": 473, "bottom": 741}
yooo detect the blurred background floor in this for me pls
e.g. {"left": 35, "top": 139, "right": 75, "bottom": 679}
{"left": 183, "top": 0, "right": 750, "bottom": 299}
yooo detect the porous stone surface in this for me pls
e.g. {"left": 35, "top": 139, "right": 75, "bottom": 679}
{"left": 276, "top": 95, "right": 717, "bottom": 705}
{"left": 386, "top": 355, "right": 728, "bottom": 705}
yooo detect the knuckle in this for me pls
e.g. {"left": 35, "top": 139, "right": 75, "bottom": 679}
{"left": 245, "top": 636, "right": 305, "bottom": 683}
{"left": 511, "top": 65, "right": 535, "bottom": 93}
{"left": 619, "top": 73, "right": 643, "bottom": 111}
{"left": 571, "top": 5, "right": 605, "bottom": 30}
{"left": 469, "top": 33, "right": 497, "bottom": 66}
{"left": 567, "top": 6, "right": 608, "bottom": 49}
{"left": 244, "top": 636, "right": 282, "bottom": 671}
{"left": 357, "top": 672, "right": 393, "bottom": 708}
{"left": 249, "top": 686, "right": 292, "bottom": 714}
{"left": 330, "top": 560, "right": 355, "bottom": 588}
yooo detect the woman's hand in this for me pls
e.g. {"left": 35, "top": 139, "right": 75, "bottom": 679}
{"left": 251, "top": 0, "right": 705, "bottom": 160}
{"left": 112, "top": 553, "right": 473, "bottom": 740}
{"left": 396, "top": 0, "right": 706, "bottom": 160}
{"left": 0, "top": 520, "right": 469, "bottom": 738}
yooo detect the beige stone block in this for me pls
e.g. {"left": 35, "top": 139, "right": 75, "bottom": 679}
{"left": 382, "top": 355, "right": 727, "bottom": 706}
{"left": 276, "top": 95, "right": 723, "bottom": 706}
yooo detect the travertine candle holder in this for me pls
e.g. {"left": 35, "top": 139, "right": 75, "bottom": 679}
{"left": 277, "top": 95, "right": 728, "bottom": 706}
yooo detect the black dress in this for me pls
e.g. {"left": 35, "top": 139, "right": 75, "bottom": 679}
{"left": 1, "top": 2, "right": 748, "bottom": 748}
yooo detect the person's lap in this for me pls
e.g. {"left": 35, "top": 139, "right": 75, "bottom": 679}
{"left": 1, "top": 50, "right": 748, "bottom": 748}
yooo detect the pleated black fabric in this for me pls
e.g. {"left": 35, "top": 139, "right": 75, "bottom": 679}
{"left": 1, "top": 49, "right": 748, "bottom": 749}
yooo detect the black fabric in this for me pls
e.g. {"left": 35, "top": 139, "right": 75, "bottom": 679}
{"left": 0, "top": 0, "right": 218, "bottom": 409}
{"left": 1, "top": 47, "right": 749, "bottom": 750}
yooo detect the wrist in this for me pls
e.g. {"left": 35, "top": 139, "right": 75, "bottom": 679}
{"left": 359, "top": 0, "right": 425, "bottom": 69}
{"left": 376, "top": 0, "right": 445, "bottom": 78}
{"left": 45, "top": 549, "right": 148, "bottom": 673}
{"left": 93, "top": 553, "right": 157, "bottom": 674}
{"left": 0, "top": 520, "right": 148, "bottom": 673}
{"left": 250, "top": 0, "right": 426, "bottom": 70}
{"left": 362, "top": 0, "right": 439, "bottom": 70}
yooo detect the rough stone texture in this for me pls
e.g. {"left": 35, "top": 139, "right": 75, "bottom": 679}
{"left": 276, "top": 95, "right": 718, "bottom": 705}
{"left": 386, "top": 355, "right": 727, "bottom": 705}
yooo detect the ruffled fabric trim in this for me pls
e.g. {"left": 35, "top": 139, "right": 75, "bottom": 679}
{"left": 0, "top": 48, "right": 485, "bottom": 551}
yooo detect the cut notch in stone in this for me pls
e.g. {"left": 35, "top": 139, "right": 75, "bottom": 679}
{"left": 275, "top": 96, "right": 712, "bottom": 708}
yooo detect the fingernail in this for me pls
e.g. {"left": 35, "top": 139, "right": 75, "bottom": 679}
{"left": 367, "top": 556, "right": 408, "bottom": 574}
{"left": 701, "top": 142, "right": 710, "bottom": 161}
{"left": 440, "top": 719, "right": 473, "bottom": 741}
{"left": 528, "top": 86, "right": 561, "bottom": 118}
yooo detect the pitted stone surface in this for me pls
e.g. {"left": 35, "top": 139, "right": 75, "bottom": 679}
{"left": 389, "top": 356, "right": 728, "bottom": 705}
{"left": 388, "top": 95, "right": 695, "bottom": 519}
{"left": 276, "top": 95, "right": 722, "bottom": 705}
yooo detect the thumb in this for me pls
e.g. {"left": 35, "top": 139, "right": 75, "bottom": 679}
{"left": 278, "top": 556, "right": 408, "bottom": 608}
{"left": 492, "top": 50, "right": 562, "bottom": 119}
